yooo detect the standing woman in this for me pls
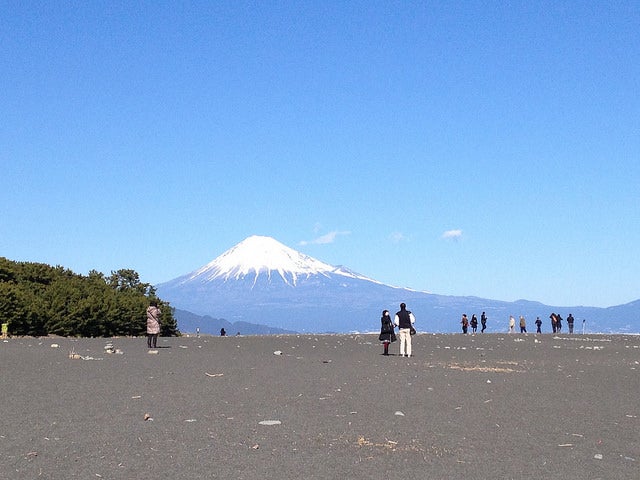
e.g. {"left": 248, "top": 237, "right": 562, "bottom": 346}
{"left": 470, "top": 314, "right": 478, "bottom": 334}
{"left": 379, "top": 310, "right": 396, "bottom": 355}
{"left": 146, "top": 301, "right": 161, "bottom": 348}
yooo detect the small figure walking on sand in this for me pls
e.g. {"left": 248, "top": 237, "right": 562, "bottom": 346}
{"left": 378, "top": 310, "right": 396, "bottom": 355}
{"left": 461, "top": 314, "right": 469, "bottom": 334}
{"left": 146, "top": 301, "right": 161, "bottom": 348}
{"left": 535, "top": 316, "right": 542, "bottom": 334}
{"left": 394, "top": 303, "right": 416, "bottom": 358}
{"left": 519, "top": 315, "right": 527, "bottom": 333}
{"left": 481, "top": 312, "right": 487, "bottom": 333}
{"left": 508, "top": 315, "right": 516, "bottom": 333}
{"left": 220, "top": 328, "right": 226, "bottom": 336}
{"left": 470, "top": 314, "right": 478, "bottom": 334}
{"left": 567, "top": 314, "right": 575, "bottom": 333}
{"left": 550, "top": 313, "right": 557, "bottom": 333}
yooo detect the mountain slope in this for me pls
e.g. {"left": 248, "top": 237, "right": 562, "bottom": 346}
{"left": 168, "top": 235, "right": 377, "bottom": 287}
{"left": 156, "top": 236, "right": 639, "bottom": 334}
{"left": 173, "top": 309, "right": 296, "bottom": 336}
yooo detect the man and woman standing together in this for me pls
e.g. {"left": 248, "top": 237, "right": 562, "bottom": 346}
{"left": 379, "top": 303, "right": 416, "bottom": 357}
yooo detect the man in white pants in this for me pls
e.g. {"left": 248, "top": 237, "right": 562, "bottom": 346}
{"left": 394, "top": 303, "right": 416, "bottom": 357}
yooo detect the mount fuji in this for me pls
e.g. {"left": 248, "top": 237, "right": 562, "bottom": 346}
{"left": 156, "top": 236, "right": 640, "bottom": 334}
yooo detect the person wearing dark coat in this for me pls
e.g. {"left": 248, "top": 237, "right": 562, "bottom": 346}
{"left": 470, "top": 314, "right": 478, "bottom": 333}
{"left": 378, "top": 310, "right": 396, "bottom": 355}
{"left": 394, "top": 303, "right": 416, "bottom": 357}
{"left": 567, "top": 314, "right": 575, "bottom": 333}
{"left": 481, "top": 312, "right": 487, "bottom": 333}
{"left": 535, "top": 316, "right": 542, "bottom": 334}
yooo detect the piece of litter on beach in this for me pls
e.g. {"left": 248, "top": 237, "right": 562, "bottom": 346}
{"left": 252, "top": 444, "right": 260, "bottom": 449}
{"left": 594, "top": 454, "right": 603, "bottom": 460}
{"left": 51, "top": 344, "right": 59, "bottom": 348}
{"left": 484, "top": 399, "right": 492, "bottom": 403}
{"left": 273, "top": 350, "right": 282, "bottom": 355}
{"left": 131, "top": 395, "right": 142, "bottom": 399}
{"left": 179, "top": 345, "right": 188, "bottom": 349}
{"left": 205, "top": 372, "right": 224, "bottom": 377}
{"left": 558, "top": 444, "right": 574, "bottom": 447}
{"left": 143, "top": 413, "right": 153, "bottom": 421}
{"left": 394, "top": 411, "right": 405, "bottom": 416}
{"left": 259, "top": 420, "right": 281, "bottom": 426}
{"left": 184, "top": 419, "right": 197, "bottom": 423}
{"left": 148, "top": 350, "right": 158, "bottom": 354}
{"left": 486, "top": 379, "right": 492, "bottom": 383}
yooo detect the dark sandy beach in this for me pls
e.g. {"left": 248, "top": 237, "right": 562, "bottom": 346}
{"left": 1, "top": 333, "right": 639, "bottom": 479}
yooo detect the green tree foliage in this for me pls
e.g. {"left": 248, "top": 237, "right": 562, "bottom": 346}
{"left": 0, "top": 257, "right": 179, "bottom": 337}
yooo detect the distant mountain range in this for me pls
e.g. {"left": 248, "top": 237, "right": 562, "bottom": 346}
{"left": 157, "top": 236, "right": 639, "bottom": 334}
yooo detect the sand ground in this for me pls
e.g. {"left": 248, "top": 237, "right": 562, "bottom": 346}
{"left": 1, "top": 333, "right": 639, "bottom": 479}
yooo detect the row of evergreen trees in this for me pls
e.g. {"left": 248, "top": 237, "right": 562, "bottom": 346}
{"left": 0, "top": 257, "right": 178, "bottom": 337}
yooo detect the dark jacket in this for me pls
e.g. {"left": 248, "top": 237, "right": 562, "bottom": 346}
{"left": 379, "top": 314, "right": 396, "bottom": 342}
{"left": 396, "top": 309, "right": 412, "bottom": 329}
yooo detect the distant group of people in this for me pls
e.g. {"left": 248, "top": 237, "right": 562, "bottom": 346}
{"left": 379, "top": 303, "right": 416, "bottom": 357}
{"left": 549, "top": 313, "right": 576, "bottom": 333}
{"left": 456, "top": 312, "right": 580, "bottom": 335}
{"left": 505, "top": 313, "right": 577, "bottom": 334}
{"left": 460, "top": 312, "right": 488, "bottom": 334}
{"left": 507, "top": 315, "right": 529, "bottom": 333}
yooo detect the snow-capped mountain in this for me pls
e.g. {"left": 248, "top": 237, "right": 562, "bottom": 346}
{"left": 157, "top": 236, "right": 640, "bottom": 334}
{"left": 156, "top": 235, "right": 403, "bottom": 332}
{"left": 179, "top": 235, "right": 377, "bottom": 286}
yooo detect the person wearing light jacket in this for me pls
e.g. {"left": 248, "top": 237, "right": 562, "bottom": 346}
{"left": 146, "top": 301, "right": 161, "bottom": 348}
{"left": 394, "top": 303, "right": 416, "bottom": 358}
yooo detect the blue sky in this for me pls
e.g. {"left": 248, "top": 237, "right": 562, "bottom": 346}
{"left": 2, "top": 1, "right": 639, "bottom": 308}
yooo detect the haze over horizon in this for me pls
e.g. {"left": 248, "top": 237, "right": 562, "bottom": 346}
{"left": 3, "top": 2, "right": 639, "bottom": 308}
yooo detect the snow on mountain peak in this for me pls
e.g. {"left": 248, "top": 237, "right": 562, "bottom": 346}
{"left": 187, "top": 235, "right": 372, "bottom": 286}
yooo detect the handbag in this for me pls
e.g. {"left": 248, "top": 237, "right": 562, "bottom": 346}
{"left": 410, "top": 325, "right": 416, "bottom": 335}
